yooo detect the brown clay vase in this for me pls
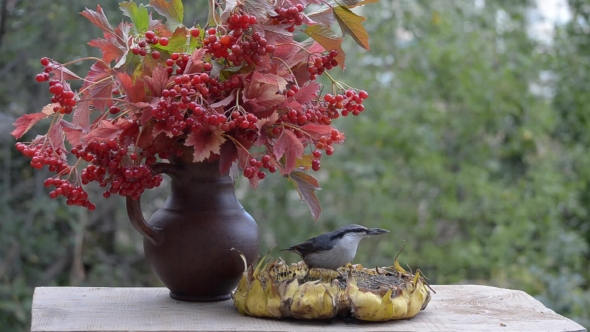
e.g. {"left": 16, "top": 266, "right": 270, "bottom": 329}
{"left": 126, "top": 159, "right": 260, "bottom": 302}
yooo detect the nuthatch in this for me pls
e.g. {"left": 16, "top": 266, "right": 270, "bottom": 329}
{"left": 281, "top": 224, "right": 390, "bottom": 279}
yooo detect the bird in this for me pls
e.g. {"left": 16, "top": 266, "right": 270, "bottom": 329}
{"left": 281, "top": 224, "right": 390, "bottom": 280}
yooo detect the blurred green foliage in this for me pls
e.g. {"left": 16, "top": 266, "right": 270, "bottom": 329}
{"left": 0, "top": 0, "right": 589, "bottom": 330}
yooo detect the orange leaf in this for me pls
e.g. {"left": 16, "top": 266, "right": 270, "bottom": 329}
{"left": 303, "top": 25, "right": 346, "bottom": 68}
{"left": 333, "top": 6, "right": 370, "bottom": 51}
{"left": 290, "top": 171, "right": 322, "bottom": 220}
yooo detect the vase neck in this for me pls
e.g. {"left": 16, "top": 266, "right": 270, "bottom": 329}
{"left": 163, "top": 161, "right": 242, "bottom": 212}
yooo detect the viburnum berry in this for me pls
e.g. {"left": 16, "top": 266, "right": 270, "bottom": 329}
{"left": 191, "top": 28, "right": 200, "bottom": 37}
{"left": 40, "top": 57, "right": 50, "bottom": 66}
{"left": 145, "top": 30, "right": 155, "bottom": 39}
{"left": 158, "top": 37, "right": 169, "bottom": 46}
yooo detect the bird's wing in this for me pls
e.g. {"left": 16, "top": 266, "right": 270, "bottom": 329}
{"left": 284, "top": 234, "right": 332, "bottom": 255}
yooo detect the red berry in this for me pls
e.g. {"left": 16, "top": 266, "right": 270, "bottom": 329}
{"left": 151, "top": 50, "right": 161, "bottom": 59}
{"left": 159, "top": 37, "right": 169, "bottom": 46}
{"left": 145, "top": 30, "right": 155, "bottom": 39}
{"left": 35, "top": 73, "right": 46, "bottom": 82}
{"left": 40, "top": 57, "right": 50, "bottom": 66}
{"left": 359, "top": 90, "right": 369, "bottom": 99}
{"left": 191, "top": 28, "right": 200, "bottom": 38}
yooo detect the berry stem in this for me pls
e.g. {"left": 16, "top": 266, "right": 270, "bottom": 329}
{"left": 61, "top": 57, "right": 111, "bottom": 71}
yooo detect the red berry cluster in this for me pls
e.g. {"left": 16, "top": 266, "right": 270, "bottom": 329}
{"left": 324, "top": 89, "right": 368, "bottom": 117}
{"left": 73, "top": 140, "right": 163, "bottom": 200}
{"left": 15, "top": 143, "right": 68, "bottom": 172}
{"left": 35, "top": 58, "right": 77, "bottom": 114}
{"left": 46, "top": 178, "right": 95, "bottom": 210}
{"left": 165, "top": 52, "right": 213, "bottom": 75}
{"left": 204, "top": 14, "right": 275, "bottom": 66}
{"left": 270, "top": 4, "right": 305, "bottom": 32}
{"left": 307, "top": 50, "right": 339, "bottom": 80}
{"left": 243, "top": 154, "right": 277, "bottom": 180}
{"left": 131, "top": 30, "right": 168, "bottom": 59}
{"left": 15, "top": 142, "right": 95, "bottom": 209}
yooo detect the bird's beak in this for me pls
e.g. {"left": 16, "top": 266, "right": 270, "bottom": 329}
{"left": 367, "top": 228, "right": 390, "bottom": 235}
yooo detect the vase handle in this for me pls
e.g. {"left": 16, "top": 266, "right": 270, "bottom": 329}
{"left": 126, "top": 162, "right": 181, "bottom": 246}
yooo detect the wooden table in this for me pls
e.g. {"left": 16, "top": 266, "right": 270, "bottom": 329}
{"left": 31, "top": 285, "right": 586, "bottom": 332}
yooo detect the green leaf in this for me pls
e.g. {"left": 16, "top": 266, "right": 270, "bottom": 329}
{"left": 333, "top": 6, "right": 370, "bottom": 50}
{"left": 303, "top": 25, "right": 346, "bottom": 68}
{"left": 152, "top": 27, "right": 188, "bottom": 53}
{"left": 149, "top": 0, "right": 184, "bottom": 30}
{"left": 290, "top": 171, "right": 322, "bottom": 220}
{"left": 119, "top": 1, "right": 150, "bottom": 33}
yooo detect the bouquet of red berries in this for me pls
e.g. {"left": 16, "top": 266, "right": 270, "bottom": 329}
{"left": 12, "top": 0, "right": 374, "bottom": 219}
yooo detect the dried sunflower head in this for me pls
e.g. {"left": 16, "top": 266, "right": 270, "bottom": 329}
{"left": 231, "top": 251, "right": 432, "bottom": 321}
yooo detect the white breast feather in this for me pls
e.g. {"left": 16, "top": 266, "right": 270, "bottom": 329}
{"left": 304, "top": 233, "right": 366, "bottom": 270}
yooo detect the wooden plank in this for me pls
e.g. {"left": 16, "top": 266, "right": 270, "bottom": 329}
{"left": 31, "top": 285, "right": 586, "bottom": 332}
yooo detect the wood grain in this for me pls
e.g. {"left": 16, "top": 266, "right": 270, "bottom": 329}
{"left": 31, "top": 285, "right": 586, "bottom": 332}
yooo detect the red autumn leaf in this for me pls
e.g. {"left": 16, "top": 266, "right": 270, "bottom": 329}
{"left": 149, "top": 15, "right": 170, "bottom": 37}
{"left": 60, "top": 120, "right": 84, "bottom": 147}
{"left": 219, "top": 140, "right": 238, "bottom": 175}
{"left": 243, "top": 79, "right": 285, "bottom": 112}
{"left": 116, "top": 72, "right": 146, "bottom": 103}
{"left": 243, "top": 0, "right": 277, "bottom": 20}
{"left": 183, "top": 48, "right": 206, "bottom": 75}
{"left": 290, "top": 171, "right": 322, "bottom": 220}
{"left": 88, "top": 37, "right": 126, "bottom": 64}
{"left": 143, "top": 65, "right": 171, "bottom": 97}
{"left": 11, "top": 104, "right": 55, "bottom": 139}
{"left": 251, "top": 71, "right": 288, "bottom": 92}
{"left": 210, "top": 92, "right": 235, "bottom": 109}
{"left": 300, "top": 123, "right": 334, "bottom": 136}
{"left": 184, "top": 127, "right": 226, "bottom": 162}
{"left": 47, "top": 122, "right": 66, "bottom": 159}
{"left": 80, "top": 5, "right": 114, "bottom": 34}
{"left": 153, "top": 121, "right": 175, "bottom": 138}
{"left": 273, "top": 43, "right": 309, "bottom": 69}
{"left": 254, "top": 112, "right": 278, "bottom": 146}
{"left": 259, "top": 23, "right": 293, "bottom": 44}
{"left": 73, "top": 98, "right": 92, "bottom": 132}
{"left": 273, "top": 129, "right": 304, "bottom": 174}
{"left": 83, "top": 61, "right": 114, "bottom": 111}
{"left": 84, "top": 120, "right": 122, "bottom": 144}
{"left": 295, "top": 82, "right": 320, "bottom": 105}
{"left": 118, "top": 120, "right": 139, "bottom": 147}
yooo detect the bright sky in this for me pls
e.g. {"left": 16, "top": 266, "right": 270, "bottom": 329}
{"left": 530, "top": 0, "right": 572, "bottom": 42}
